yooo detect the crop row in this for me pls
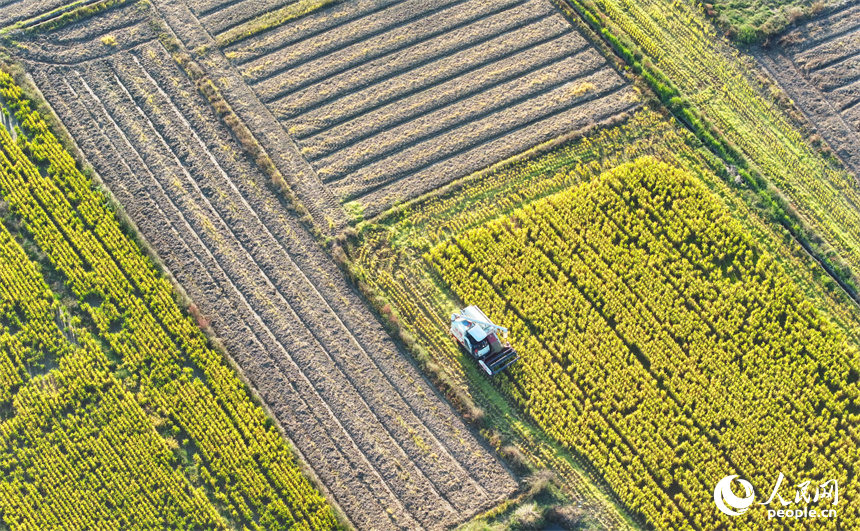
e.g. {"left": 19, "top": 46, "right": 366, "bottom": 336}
{"left": 429, "top": 158, "right": 860, "bottom": 530}
{"left": 0, "top": 69, "right": 338, "bottom": 531}
{"left": 575, "top": 0, "right": 860, "bottom": 289}
{"left": 221, "top": 0, "right": 401, "bottom": 61}
{"left": 31, "top": 37, "right": 514, "bottom": 527}
{"left": 253, "top": 0, "right": 545, "bottom": 102}
{"left": 340, "top": 84, "right": 638, "bottom": 214}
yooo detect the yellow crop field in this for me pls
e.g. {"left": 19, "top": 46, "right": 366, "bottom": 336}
{"left": 430, "top": 157, "right": 860, "bottom": 529}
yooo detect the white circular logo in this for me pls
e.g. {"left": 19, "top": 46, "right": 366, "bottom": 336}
{"left": 714, "top": 475, "right": 756, "bottom": 516}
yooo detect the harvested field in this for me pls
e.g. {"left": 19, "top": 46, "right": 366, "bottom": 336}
{"left": 223, "top": 0, "right": 640, "bottom": 215}
{"left": 26, "top": 32, "right": 515, "bottom": 529}
{"left": 5, "top": 0, "right": 156, "bottom": 64}
{"left": 0, "top": 0, "right": 78, "bottom": 28}
{"left": 758, "top": 3, "right": 860, "bottom": 177}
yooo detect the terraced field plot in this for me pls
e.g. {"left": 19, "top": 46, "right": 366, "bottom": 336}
{"left": 222, "top": 0, "right": 640, "bottom": 216}
{"left": 758, "top": 3, "right": 860, "bottom": 177}
{"left": 10, "top": 7, "right": 515, "bottom": 530}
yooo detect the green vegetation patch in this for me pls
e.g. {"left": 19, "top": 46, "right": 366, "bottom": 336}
{"left": 562, "top": 0, "right": 860, "bottom": 298}
{"left": 704, "top": 0, "right": 833, "bottom": 42}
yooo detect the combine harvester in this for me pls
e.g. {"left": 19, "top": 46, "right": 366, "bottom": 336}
{"left": 450, "top": 306, "right": 519, "bottom": 375}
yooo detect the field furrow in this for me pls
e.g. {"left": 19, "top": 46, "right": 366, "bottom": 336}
{"left": 243, "top": 0, "right": 494, "bottom": 85}
{"left": 234, "top": 0, "right": 638, "bottom": 213}
{"left": 36, "top": 2, "right": 149, "bottom": 44}
{"left": 251, "top": 0, "right": 546, "bottom": 102}
{"left": 831, "top": 78, "right": 860, "bottom": 110}
{"left": 779, "top": 3, "right": 860, "bottom": 50}
{"left": 223, "top": 0, "right": 402, "bottom": 62}
{"left": 323, "top": 72, "right": 629, "bottom": 185}
{"left": 307, "top": 50, "right": 608, "bottom": 169}
{"left": 795, "top": 32, "right": 860, "bottom": 73}
{"left": 268, "top": 7, "right": 568, "bottom": 124}
{"left": 28, "top": 33, "right": 514, "bottom": 528}
{"left": 201, "top": 0, "right": 296, "bottom": 30}
{"left": 295, "top": 40, "right": 592, "bottom": 155}
{"left": 286, "top": 31, "right": 586, "bottom": 140}
{"left": 9, "top": 20, "right": 157, "bottom": 65}
{"left": 350, "top": 88, "right": 640, "bottom": 215}
{"left": 811, "top": 54, "right": 860, "bottom": 92}
{"left": 759, "top": 2, "right": 860, "bottom": 191}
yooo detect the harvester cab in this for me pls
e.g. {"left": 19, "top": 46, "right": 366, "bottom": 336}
{"left": 449, "top": 305, "right": 519, "bottom": 376}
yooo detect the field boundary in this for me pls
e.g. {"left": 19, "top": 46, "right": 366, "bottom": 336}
{"left": 553, "top": 0, "right": 860, "bottom": 307}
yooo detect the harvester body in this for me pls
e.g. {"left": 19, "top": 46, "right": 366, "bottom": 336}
{"left": 450, "top": 305, "right": 519, "bottom": 375}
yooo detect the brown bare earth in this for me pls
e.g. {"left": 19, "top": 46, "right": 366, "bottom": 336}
{"left": 757, "top": 2, "right": 860, "bottom": 177}
{"left": 222, "top": 0, "right": 640, "bottom": 216}
{"left": 13, "top": 4, "right": 516, "bottom": 529}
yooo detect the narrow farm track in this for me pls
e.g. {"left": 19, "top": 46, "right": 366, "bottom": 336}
{"left": 0, "top": 0, "right": 69, "bottom": 27}
{"left": 759, "top": 3, "right": 860, "bottom": 177}
{"left": 220, "top": 0, "right": 640, "bottom": 214}
{"left": 221, "top": 0, "right": 403, "bottom": 62}
{"left": 29, "top": 37, "right": 515, "bottom": 529}
{"left": 200, "top": 0, "right": 300, "bottom": 34}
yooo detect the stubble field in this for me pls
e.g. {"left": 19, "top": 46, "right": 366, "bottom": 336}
{"left": 221, "top": 0, "right": 641, "bottom": 216}
{"left": 758, "top": 2, "right": 860, "bottom": 177}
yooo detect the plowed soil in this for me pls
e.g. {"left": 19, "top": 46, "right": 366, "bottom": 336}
{"left": 14, "top": 7, "right": 516, "bottom": 529}
{"left": 222, "top": 0, "right": 640, "bottom": 216}
{"left": 757, "top": 3, "right": 860, "bottom": 177}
